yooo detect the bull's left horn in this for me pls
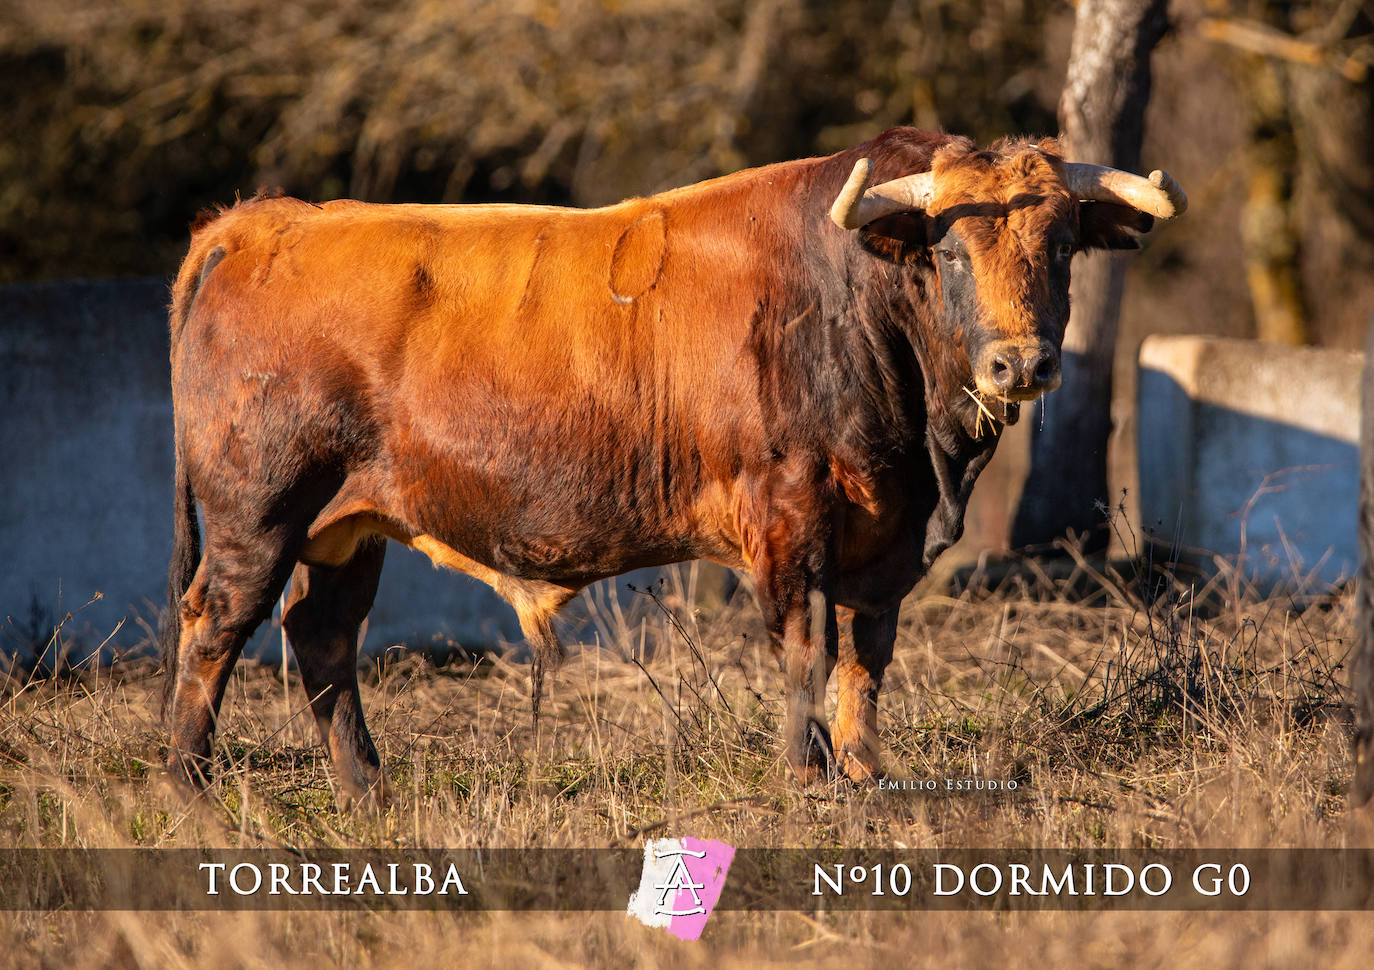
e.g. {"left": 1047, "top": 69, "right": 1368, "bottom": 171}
{"left": 1064, "top": 163, "right": 1188, "bottom": 221}
{"left": 830, "top": 159, "right": 936, "bottom": 230}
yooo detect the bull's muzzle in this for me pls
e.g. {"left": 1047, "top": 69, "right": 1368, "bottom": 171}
{"left": 974, "top": 340, "right": 1062, "bottom": 401}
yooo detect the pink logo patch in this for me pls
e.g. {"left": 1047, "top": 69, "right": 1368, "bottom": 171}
{"left": 626, "top": 837, "right": 735, "bottom": 940}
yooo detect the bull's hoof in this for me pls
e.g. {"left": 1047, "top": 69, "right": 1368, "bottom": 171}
{"left": 787, "top": 719, "right": 838, "bottom": 785}
{"left": 836, "top": 745, "right": 883, "bottom": 784}
{"left": 156, "top": 764, "right": 225, "bottom": 819}
{"left": 163, "top": 751, "right": 214, "bottom": 796}
{"left": 337, "top": 774, "right": 393, "bottom": 813}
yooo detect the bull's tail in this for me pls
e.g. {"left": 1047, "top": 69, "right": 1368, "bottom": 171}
{"left": 159, "top": 452, "right": 201, "bottom": 721}
{"left": 168, "top": 239, "right": 227, "bottom": 348}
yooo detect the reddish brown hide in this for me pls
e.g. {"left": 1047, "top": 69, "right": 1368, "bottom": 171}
{"left": 160, "top": 127, "right": 1178, "bottom": 800}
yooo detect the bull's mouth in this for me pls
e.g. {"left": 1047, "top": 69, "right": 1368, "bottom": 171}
{"left": 963, "top": 385, "right": 1023, "bottom": 435}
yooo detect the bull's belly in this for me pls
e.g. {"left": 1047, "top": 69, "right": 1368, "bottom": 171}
{"left": 301, "top": 431, "right": 939, "bottom": 614}
{"left": 450, "top": 521, "right": 708, "bottom": 587}
{"left": 302, "top": 481, "right": 732, "bottom": 596}
{"left": 304, "top": 499, "right": 924, "bottom": 619}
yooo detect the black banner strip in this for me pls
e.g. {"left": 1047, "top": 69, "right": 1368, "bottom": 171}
{"left": 2, "top": 849, "right": 1373, "bottom": 911}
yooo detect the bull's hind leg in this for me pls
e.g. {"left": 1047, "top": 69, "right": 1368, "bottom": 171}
{"left": 282, "top": 540, "right": 388, "bottom": 807}
{"left": 167, "top": 535, "right": 298, "bottom": 787}
{"left": 832, "top": 607, "right": 897, "bottom": 782}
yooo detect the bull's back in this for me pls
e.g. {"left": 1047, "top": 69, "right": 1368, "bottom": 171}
{"left": 173, "top": 192, "right": 776, "bottom": 582}
{"left": 181, "top": 195, "right": 762, "bottom": 390}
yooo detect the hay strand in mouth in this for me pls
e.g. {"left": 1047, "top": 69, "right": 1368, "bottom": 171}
{"left": 963, "top": 385, "right": 999, "bottom": 439}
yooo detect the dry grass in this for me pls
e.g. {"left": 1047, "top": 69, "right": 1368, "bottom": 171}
{"left": 0, "top": 555, "right": 1368, "bottom": 966}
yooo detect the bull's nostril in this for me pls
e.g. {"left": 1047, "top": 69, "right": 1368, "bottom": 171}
{"left": 1034, "top": 358, "right": 1056, "bottom": 383}
{"left": 990, "top": 356, "right": 1012, "bottom": 386}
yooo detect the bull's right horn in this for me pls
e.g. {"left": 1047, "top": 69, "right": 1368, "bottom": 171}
{"left": 1064, "top": 164, "right": 1188, "bottom": 221}
{"left": 830, "top": 159, "right": 936, "bottom": 230}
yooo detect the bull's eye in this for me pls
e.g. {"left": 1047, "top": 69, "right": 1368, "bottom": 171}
{"left": 1055, "top": 242, "right": 1073, "bottom": 262}
{"left": 938, "top": 249, "right": 961, "bottom": 266}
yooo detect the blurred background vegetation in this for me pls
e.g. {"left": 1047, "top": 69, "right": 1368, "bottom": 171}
{"left": 0, "top": 0, "right": 1370, "bottom": 348}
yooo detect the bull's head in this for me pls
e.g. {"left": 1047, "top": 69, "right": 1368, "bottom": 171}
{"left": 830, "top": 138, "right": 1185, "bottom": 415}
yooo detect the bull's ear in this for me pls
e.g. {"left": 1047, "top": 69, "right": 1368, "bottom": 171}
{"left": 1079, "top": 201, "right": 1155, "bottom": 251}
{"left": 857, "top": 213, "right": 929, "bottom": 265}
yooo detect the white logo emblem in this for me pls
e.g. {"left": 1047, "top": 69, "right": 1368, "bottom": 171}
{"left": 652, "top": 849, "right": 708, "bottom": 916}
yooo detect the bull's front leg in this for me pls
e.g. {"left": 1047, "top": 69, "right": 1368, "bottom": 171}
{"left": 755, "top": 563, "right": 840, "bottom": 784}
{"left": 832, "top": 606, "right": 897, "bottom": 782}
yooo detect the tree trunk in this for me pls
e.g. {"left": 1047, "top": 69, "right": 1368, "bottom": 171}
{"left": 1238, "top": 55, "right": 1308, "bottom": 344}
{"left": 1011, "top": 0, "right": 1169, "bottom": 552}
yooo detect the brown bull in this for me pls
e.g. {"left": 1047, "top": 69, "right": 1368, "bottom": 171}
{"left": 161, "top": 127, "right": 1184, "bottom": 800}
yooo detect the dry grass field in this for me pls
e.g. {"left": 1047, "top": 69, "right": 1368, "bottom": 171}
{"left": 2, "top": 548, "right": 1370, "bottom": 968}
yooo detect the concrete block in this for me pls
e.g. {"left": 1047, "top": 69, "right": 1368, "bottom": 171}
{"left": 1137, "top": 334, "right": 1361, "bottom": 588}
